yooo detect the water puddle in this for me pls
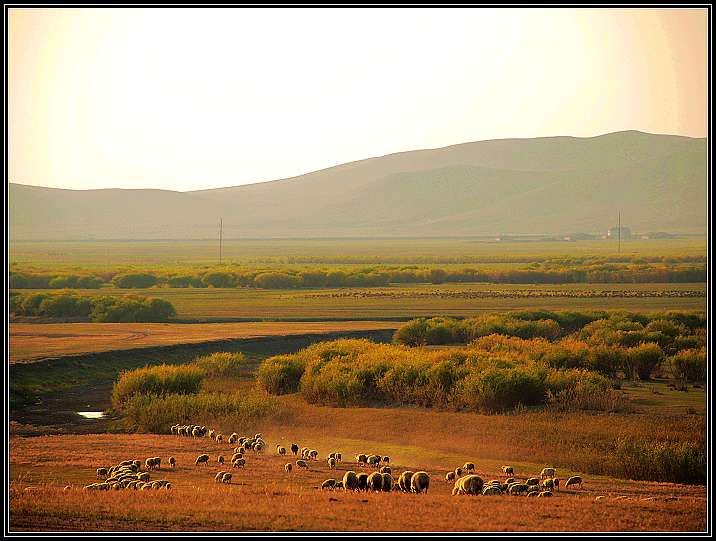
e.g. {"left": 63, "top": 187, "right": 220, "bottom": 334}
{"left": 77, "top": 411, "right": 105, "bottom": 419}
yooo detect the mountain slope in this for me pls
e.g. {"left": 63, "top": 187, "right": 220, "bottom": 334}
{"left": 9, "top": 130, "right": 707, "bottom": 240}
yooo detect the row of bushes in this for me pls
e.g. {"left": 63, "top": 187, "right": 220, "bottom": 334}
{"left": 256, "top": 339, "right": 631, "bottom": 413}
{"left": 9, "top": 291, "right": 176, "bottom": 322}
{"left": 9, "top": 262, "right": 707, "bottom": 290}
{"left": 393, "top": 310, "right": 706, "bottom": 350}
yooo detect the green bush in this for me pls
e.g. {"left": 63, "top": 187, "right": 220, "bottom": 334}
{"left": 112, "top": 364, "right": 205, "bottom": 410}
{"left": 201, "top": 272, "right": 236, "bottom": 288}
{"left": 112, "top": 273, "right": 159, "bottom": 288}
{"left": 90, "top": 296, "right": 176, "bottom": 322}
{"left": 38, "top": 294, "right": 92, "bottom": 318}
{"left": 254, "top": 272, "right": 301, "bottom": 289}
{"left": 167, "top": 275, "right": 206, "bottom": 288}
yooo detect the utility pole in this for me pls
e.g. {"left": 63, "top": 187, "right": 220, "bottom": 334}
{"left": 618, "top": 212, "right": 621, "bottom": 254}
{"left": 219, "top": 218, "right": 223, "bottom": 265}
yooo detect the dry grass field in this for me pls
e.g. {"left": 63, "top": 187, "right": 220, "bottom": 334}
{"left": 9, "top": 429, "right": 706, "bottom": 532}
{"left": 8, "top": 321, "right": 400, "bottom": 364}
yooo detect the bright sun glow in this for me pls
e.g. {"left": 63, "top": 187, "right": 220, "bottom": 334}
{"left": 9, "top": 7, "right": 708, "bottom": 191}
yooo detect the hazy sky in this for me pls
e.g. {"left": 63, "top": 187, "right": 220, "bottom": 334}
{"left": 9, "top": 7, "right": 708, "bottom": 191}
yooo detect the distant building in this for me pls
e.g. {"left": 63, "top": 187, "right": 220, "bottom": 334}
{"left": 640, "top": 231, "right": 676, "bottom": 240}
{"left": 564, "top": 232, "right": 597, "bottom": 241}
{"left": 607, "top": 226, "right": 631, "bottom": 239}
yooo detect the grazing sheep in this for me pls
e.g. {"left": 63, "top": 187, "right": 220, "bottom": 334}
{"left": 231, "top": 453, "right": 243, "bottom": 463}
{"left": 192, "top": 427, "right": 201, "bottom": 438}
{"left": 463, "top": 462, "right": 475, "bottom": 473}
{"left": 445, "top": 471, "right": 456, "bottom": 482}
{"left": 526, "top": 477, "right": 540, "bottom": 486}
{"left": 368, "top": 455, "right": 381, "bottom": 468}
{"left": 356, "top": 454, "right": 367, "bottom": 465}
{"left": 328, "top": 457, "right": 337, "bottom": 469}
{"left": 509, "top": 483, "right": 529, "bottom": 495}
{"left": 195, "top": 454, "right": 210, "bottom": 466}
{"left": 342, "top": 471, "right": 358, "bottom": 491}
{"left": 138, "top": 472, "right": 150, "bottom": 482}
{"left": 542, "top": 478, "right": 555, "bottom": 491}
{"left": 367, "top": 472, "right": 383, "bottom": 492}
{"left": 505, "top": 477, "right": 515, "bottom": 484}
{"left": 553, "top": 478, "right": 560, "bottom": 490}
{"left": 285, "top": 463, "right": 293, "bottom": 473}
{"left": 229, "top": 433, "right": 239, "bottom": 444}
{"left": 145, "top": 458, "right": 156, "bottom": 470}
{"left": 382, "top": 456, "right": 390, "bottom": 464}
{"left": 380, "top": 466, "right": 391, "bottom": 475}
{"left": 336, "top": 453, "right": 342, "bottom": 462}
{"left": 410, "top": 471, "right": 430, "bottom": 494}
{"left": 565, "top": 476, "right": 582, "bottom": 489}
{"left": 540, "top": 467, "right": 556, "bottom": 480}
{"left": 335, "top": 481, "right": 344, "bottom": 490}
{"left": 291, "top": 443, "right": 299, "bottom": 455}
{"left": 277, "top": 446, "right": 286, "bottom": 456}
{"left": 398, "top": 471, "right": 414, "bottom": 492}
{"left": 254, "top": 442, "right": 265, "bottom": 454}
{"left": 452, "top": 475, "right": 484, "bottom": 496}
{"left": 482, "top": 486, "right": 502, "bottom": 496}
{"left": 221, "top": 473, "right": 232, "bottom": 484}
{"left": 239, "top": 437, "right": 247, "bottom": 445}
{"left": 537, "top": 491, "right": 553, "bottom": 498}
{"left": 96, "top": 467, "right": 108, "bottom": 479}
{"left": 208, "top": 429, "right": 216, "bottom": 440}
{"left": 309, "top": 450, "right": 318, "bottom": 460}
{"left": 232, "top": 458, "right": 246, "bottom": 469}
{"left": 296, "top": 460, "right": 308, "bottom": 470}
{"left": 381, "top": 473, "right": 393, "bottom": 492}
{"left": 215, "top": 471, "right": 226, "bottom": 483}
{"left": 321, "top": 479, "right": 336, "bottom": 490}
{"left": 218, "top": 456, "right": 225, "bottom": 465}
{"left": 595, "top": 496, "right": 606, "bottom": 501}
{"left": 254, "top": 433, "right": 262, "bottom": 440}
{"left": 502, "top": 465, "right": 514, "bottom": 475}
{"left": 216, "top": 434, "right": 223, "bottom": 444}
{"left": 454, "top": 467, "right": 463, "bottom": 478}
{"left": 153, "top": 457, "right": 161, "bottom": 469}
{"left": 356, "top": 473, "right": 369, "bottom": 492}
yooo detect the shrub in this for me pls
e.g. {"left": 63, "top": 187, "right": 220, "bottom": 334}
{"left": 112, "top": 273, "right": 159, "bottom": 288}
{"left": 201, "top": 272, "right": 236, "bottom": 288}
{"left": 668, "top": 349, "right": 706, "bottom": 382}
{"left": 254, "top": 272, "right": 301, "bottom": 289}
{"left": 167, "top": 275, "right": 206, "bottom": 288}
{"left": 112, "top": 364, "right": 205, "bottom": 410}
{"left": 192, "top": 352, "right": 247, "bottom": 378}
{"left": 614, "top": 437, "right": 706, "bottom": 484}
{"left": 38, "top": 294, "right": 92, "bottom": 318}
{"left": 89, "top": 296, "right": 175, "bottom": 322}
{"left": 256, "top": 355, "right": 306, "bottom": 394}
{"left": 627, "top": 343, "right": 665, "bottom": 380}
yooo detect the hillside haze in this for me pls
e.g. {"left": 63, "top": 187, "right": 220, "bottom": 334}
{"left": 9, "top": 131, "right": 707, "bottom": 240}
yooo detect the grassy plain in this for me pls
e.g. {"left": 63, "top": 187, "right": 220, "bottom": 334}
{"left": 11, "top": 283, "right": 707, "bottom": 321}
{"left": 8, "top": 321, "right": 400, "bottom": 364}
{"left": 9, "top": 237, "right": 707, "bottom": 267}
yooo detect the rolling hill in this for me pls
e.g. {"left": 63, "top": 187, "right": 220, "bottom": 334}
{"left": 9, "top": 130, "right": 707, "bottom": 240}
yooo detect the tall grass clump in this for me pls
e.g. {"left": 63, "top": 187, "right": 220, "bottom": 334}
{"left": 112, "top": 364, "right": 205, "bottom": 410}
{"left": 256, "top": 355, "right": 306, "bottom": 395}
{"left": 192, "top": 352, "right": 247, "bottom": 378}
{"left": 119, "top": 390, "right": 284, "bottom": 433}
{"left": 614, "top": 437, "right": 706, "bottom": 484}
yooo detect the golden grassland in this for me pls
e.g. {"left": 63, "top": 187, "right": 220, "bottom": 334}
{"left": 9, "top": 422, "right": 707, "bottom": 532}
{"left": 11, "top": 283, "right": 707, "bottom": 321}
{"left": 8, "top": 321, "right": 401, "bottom": 364}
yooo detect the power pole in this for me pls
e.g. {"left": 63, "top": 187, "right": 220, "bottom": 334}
{"left": 618, "top": 212, "right": 621, "bottom": 254}
{"left": 219, "top": 218, "right": 223, "bottom": 265}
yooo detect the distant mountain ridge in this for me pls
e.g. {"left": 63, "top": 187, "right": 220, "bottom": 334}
{"left": 9, "top": 130, "right": 707, "bottom": 240}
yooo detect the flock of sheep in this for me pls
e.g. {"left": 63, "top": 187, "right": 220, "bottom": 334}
{"left": 84, "top": 457, "right": 176, "bottom": 491}
{"left": 83, "top": 422, "right": 585, "bottom": 499}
